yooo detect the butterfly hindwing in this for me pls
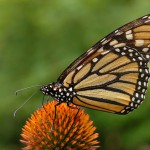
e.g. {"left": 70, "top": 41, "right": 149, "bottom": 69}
{"left": 72, "top": 46, "right": 149, "bottom": 114}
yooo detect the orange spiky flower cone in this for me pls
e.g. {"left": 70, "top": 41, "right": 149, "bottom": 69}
{"left": 20, "top": 101, "right": 100, "bottom": 150}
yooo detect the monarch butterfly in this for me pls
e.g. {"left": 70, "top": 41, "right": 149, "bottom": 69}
{"left": 41, "top": 14, "right": 150, "bottom": 115}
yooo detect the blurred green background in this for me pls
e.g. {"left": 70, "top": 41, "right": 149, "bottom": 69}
{"left": 0, "top": 0, "right": 150, "bottom": 150}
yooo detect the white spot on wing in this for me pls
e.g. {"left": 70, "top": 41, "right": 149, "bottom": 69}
{"left": 135, "top": 93, "right": 139, "bottom": 98}
{"left": 102, "top": 38, "right": 111, "bottom": 45}
{"left": 132, "top": 97, "right": 135, "bottom": 101}
{"left": 126, "top": 30, "right": 132, "bottom": 34}
{"left": 141, "top": 74, "right": 144, "bottom": 77}
{"left": 115, "top": 48, "right": 120, "bottom": 52}
{"left": 138, "top": 57, "right": 143, "bottom": 60}
{"left": 114, "top": 43, "right": 126, "bottom": 48}
{"left": 128, "top": 49, "right": 133, "bottom": 52}
{"left": 137, "top": 100, "right": 141, "bottom": 103}
{"left": 146, "top": 55, "right": 150, "bottom": 59}
{"left": 101, "top": 38, "right": 106, "bottom": 42}
{"left": 126, "top": 34, "right": 133, "bottom": 40}
{"left": 115, "top": 31, "right": 123, "bottom": 35}
{"left": 115, "top": 30, "right": 119, "bottom": 33}
{"left": 77, "top": 65, "right": 83, "bottom": 70}
{"left": 92, "top": 57, "right": 98, "bottom": 62}
{"left": 142, "top": 15, "right": 148, "bottom": 19}
{"left": 135, "top": 40, "right": 144, "bottom": 47}
{"left": 145, "top": 20, "right": 150, "bottom": 23}
{"left": 109, "top": 39, "right": 118, "bottom": 46}
{"left": 121, "top": 52, "right": 125, "bottom": 55}
{"left": 101, "top": 50, "right": 110, "bottom": 55}
{"left": 121, "top": 110, "right": 125, "bottom": 113}
{"left": 97, "top": 46, "right": 104, "bottom": 52}
{"left": 87, "top": 48, "right": 94, "bottom": 54}
{"left": 142, "top": 48, "right": 149, "bottom": 52}
{"left": 69, "top": 87, "right": 73, "bottom": 91}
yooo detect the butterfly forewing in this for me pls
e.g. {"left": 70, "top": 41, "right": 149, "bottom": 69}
{"left": 58, "top": 14, "right": 150, "bottom": 84}
{"left": 57, "top": 14, "right": 150, "bottom": 114}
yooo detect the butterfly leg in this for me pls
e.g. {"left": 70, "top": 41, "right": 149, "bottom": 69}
{"left": 49, "top": 101, "right": 62, "bottom": 131}
{"left": 67, "top": 102, "right": 79, "bottom": 109}
{"left": 67, "top": 102, "right": 80, "bottom": 122}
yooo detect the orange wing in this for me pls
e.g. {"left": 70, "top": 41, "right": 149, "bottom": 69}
{"left": 58, "top": 14, "right": 150, "bottom": 114}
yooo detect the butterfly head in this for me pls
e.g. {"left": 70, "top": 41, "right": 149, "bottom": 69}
{"left": 40, "top": 82, "right": 76, "bottom": 103}
{"left": 40, "top": 82, "right": 59, "bottom": 96}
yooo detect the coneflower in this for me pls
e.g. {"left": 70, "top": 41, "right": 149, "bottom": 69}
{"left": 21, "top": 101, "right": 100, "bottom": 150}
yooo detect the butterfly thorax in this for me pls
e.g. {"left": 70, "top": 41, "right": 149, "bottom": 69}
{"left": 40, "top": 82, "right": 76, "bottom": 103}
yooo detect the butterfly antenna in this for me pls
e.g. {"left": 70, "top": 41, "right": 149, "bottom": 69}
{"left": 15, "top": 85, "right": 42, "bottom": 95}
{"left": 14, "top": 90, "right": 39, "bottom": 118}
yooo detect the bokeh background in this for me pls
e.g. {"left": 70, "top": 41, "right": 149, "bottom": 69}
{"left": 0, "top": 0, "right": 150, "bottom": 150}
